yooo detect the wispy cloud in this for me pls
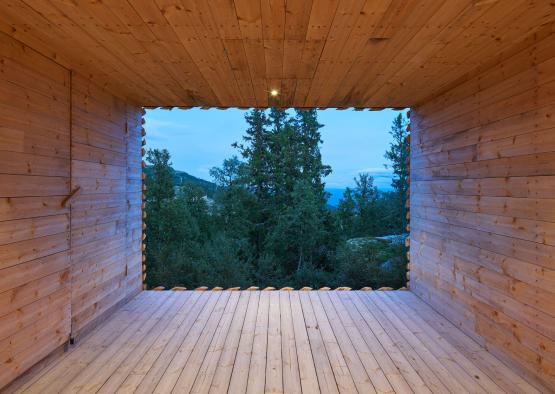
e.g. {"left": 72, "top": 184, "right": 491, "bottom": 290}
{"left": 357, "top": 167, "right": 392, "bottom": 174}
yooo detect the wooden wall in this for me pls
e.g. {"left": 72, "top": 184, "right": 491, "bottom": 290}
{"left": 410, "top": 28, "right": 555, "bottom": 388}
{"left": 0, "top": 32, "right": 143, "bottom": 388}
{"left": 0, "top": 32, "right": 71, "bottom": 387}
{"left": 125, "top": 104, "right": 144, "bottom": 297}
{"left": 70, "top": 75, "right": 143, "bottom": 336}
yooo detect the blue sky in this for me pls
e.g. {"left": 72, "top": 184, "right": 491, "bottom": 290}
{"left": 144, "top": 108, "right": 406, "bottom": 190}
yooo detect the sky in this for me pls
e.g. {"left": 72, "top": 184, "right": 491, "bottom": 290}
{"left": 144, "top": 107, "right": 406, "bottom": 190}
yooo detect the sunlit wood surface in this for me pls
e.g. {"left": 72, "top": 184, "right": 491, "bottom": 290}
{"left": 15, "top": 290, "right": 542, "bottom": 393}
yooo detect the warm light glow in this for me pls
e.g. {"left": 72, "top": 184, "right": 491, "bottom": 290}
{"left": 270, "top": 89, "right": 279, "bottom": 97}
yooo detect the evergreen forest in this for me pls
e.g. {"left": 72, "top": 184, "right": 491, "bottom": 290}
{"left": 144, "top": 109, "right": 409, "bottom": 289}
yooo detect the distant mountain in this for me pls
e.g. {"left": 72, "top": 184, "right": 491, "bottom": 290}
{"left": 325, "top": 184, "right": 395, "bottom": 208}
{"left": 144, "top": 166, "right": 217, "bottom": 198}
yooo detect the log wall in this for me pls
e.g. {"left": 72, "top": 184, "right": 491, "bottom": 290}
{"left": 410, "top": 28, "right": 555, "bottom": 388}
{"left": 0, "top": 32, "right": 143, "bottom": 388}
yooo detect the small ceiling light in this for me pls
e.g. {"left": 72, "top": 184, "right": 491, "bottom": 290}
{"left": 270, "top": 89, "right": 279, "bottom": 97}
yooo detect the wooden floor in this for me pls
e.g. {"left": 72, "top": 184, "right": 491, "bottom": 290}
{"left": 15, "top": 290, "right": 542, "bottom": 394}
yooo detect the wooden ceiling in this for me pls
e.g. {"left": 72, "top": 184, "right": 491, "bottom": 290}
{"left": 0, "top": 0, "right": 553, "bottom": 108}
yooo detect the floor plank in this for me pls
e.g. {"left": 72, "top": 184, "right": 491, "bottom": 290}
{"left": 23, "top": 292, "right": 161, "bottom": 394}
{"left": 172, "top": 291, "right": 236, "bottom": 392}
{"left": 18, "top": 290, "right": 543, "bottom": 394}
{"left": 63, "top": 292, "right": 179, "bottom": 394}
{"left": 299, "top": 291, "right": 339, "bottom": 394}
{"left": 265, "top": 291, "right": 283, "bottom": 394}
{"left": 191, "top": 291, "right": 247, "bottom": 393}
{"left": 208, "top": 291, "right": 252, "bottom": 393}
{"left": 134, "top": 292, "right": 214, "bottom": 394}
{"left": 279, "top": 291, "right": 302, "bottom": 394}
{"left": 340, "top": 291, "right": 431, "bottom": 394}
{"left": 378, "top": 291, "right": 501, "bottom": 393}
{"left": 328, "top": 292, "right": 398, "bottom": 393}
{"left": 362, "top": 292, "right": 465, "bottom": 393}
{"left": 116, "top": 291, "right": 204, "bottom": 393}
{"left": 308, "top": 291, "right": 362, "bottom": 393}
{"left": 97, "top": 292, "right": 193, "bottom": 393}
{"left": 395, "top": 291, "right": 544, "bottom": 394}
{"left": 227, "top": 291, "right": 260, "bottom": 393}
{"left": 289, "top": 291, "right": 320, "bottom": 394}
{"left": 246, "top": 290, "right": 269, "bottom": 393}
{"left": 154, "top": 291, "right": 226, "bottom": 393}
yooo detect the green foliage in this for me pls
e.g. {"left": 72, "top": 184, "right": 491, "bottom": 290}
{"left": 335, "top": 241, "right": 407, "bottom": 289}
{"left": 384, "top": 112, "right": 410, "bottom": 231}
{"left": 337, "top": 187, "right": 356, "bottom": 237}
{"left": 266, "top": 180, "right": 328, "bottom": 273}
{"left": 144, "top": 110, "right": 408, "bottom": 289}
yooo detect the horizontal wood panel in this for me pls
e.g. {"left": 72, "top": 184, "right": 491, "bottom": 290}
{"left": 0, "top": 314, "right": 70, "bottom": 388}
{"left": 0, "top": 33, "right": 71, "bottom": 390}
{"left": 68, "top": 75, "right": 142, "bottom": 342}
{"left": 411, "top": 28, "right": 555, "bottom": 388}
{"left": 0, "top": 252, "right": 70, "bottom": 294}
{"left": 0, "top": 214, "right": 69, "bottom": 246}
{"left": 411, "top": 216, "right": 555, "bottom": 271}
{"left": 0, "top": 35, "right": 144, "bottom": 389}
{"left": 0, "top": 174, "right": 69, "bottom": 198}
{"left": 411, "top": 261, "right": 555, "bottom": 384}
{"left": 412, "top": 150, "right": 555, "bottom": 181}
{"left": 0, "top": 269, "right": 70, "bottom": 318}
{"left": 71, "top": 207, "right": 126, "bottom": 229}
{"left": 412, "top": 176, "right": 555, "bottom": 199}
{"left": 70, "top": 193, "right": 126, "bottom": 210}
{"left": 70, "top": 235, "right": 126, "bottom": 263}
{"left": 412, "top": 193, "right": 555, "bottom": 222}
{"left": 71, "top": 278, "right": 127, "bottom": 334}
{"left": 72, "top": 161, "right": 126, "bottom": 181}
{"left": 0, "top": 286, "right": 69, "bottom": 342}
{"left": 412, "top": 239, "right": 555, "bottom": 335}
{"left": 0, "top": 196, "right": 68, "bottom": 222}
{"left": 0, "top": 125, "right": 70, "bottom": 158}
{"left": 412, "top": 125, "right": 555, "bottom": 169}
{"left": 71, "top": 143, "right": 127, "bottom": 167}
{"left": 0, "top": 231, "right": 69, "bottom": 271}
{"left": 73, "top": 177, "right": 126, "bottom": 195}
{"left": 411, "top": 228, "right": 555, "bottom": 294}
{"left": 0, "top": 101, "right": 69, "bottom": 136}
{"left": 0, "top": 78, "right": 69, "bottom": 120}
{"left": 413, "top": 205, "right": 555, "bottom": 246}
{"left": 72, "top": 250, "right": 127, "bottom": 292}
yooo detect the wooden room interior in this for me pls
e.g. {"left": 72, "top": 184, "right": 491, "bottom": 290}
{"left": 0, "top": 1, "right": 554, "bottom": 393}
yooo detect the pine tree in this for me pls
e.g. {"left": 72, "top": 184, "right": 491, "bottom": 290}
{"left": 337, "top": 187, "right": 356, "bottom": 237}
{"left": 353, "top": 173, "right": 379, "bottom": 236}
{"left": 234, "top": 109, "right": 271, "bottom": 199}
{"left": 267, "top": 180, "right": 326, "bottom": 272}
{"left": 384, "top": 113, "right": 409, "bottom": 232}
{"left": 145, "top": 149, "right": 174, "bottom": 212}
{"left": 144, "top": 148, "right": 174, "bottom": 266}
{"left": 294, "top": 109, "right": 332, "bottom": 202}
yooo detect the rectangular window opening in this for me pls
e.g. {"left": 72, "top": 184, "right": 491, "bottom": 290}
{"left": 141, "top": 107, "right": 410, "bottom": 291}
